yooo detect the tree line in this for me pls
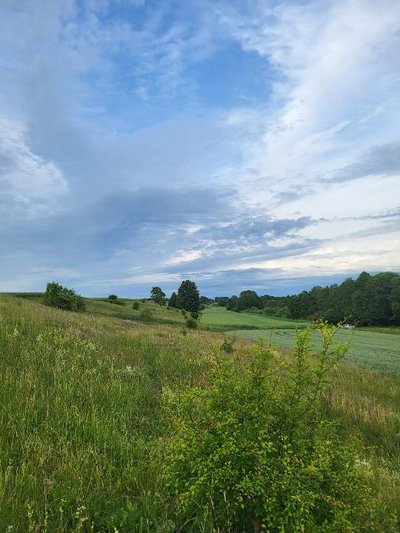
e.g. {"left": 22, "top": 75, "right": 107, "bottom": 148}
{"left": 217, "top": 271, "right": 400, "bottom": 326}
{"left": 43, "top": 271, "right": 400, "bottom": 327}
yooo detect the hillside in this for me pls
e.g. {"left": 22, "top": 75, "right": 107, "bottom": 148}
{"left": 0, "top": 295, "right": 399, "bottom": 531}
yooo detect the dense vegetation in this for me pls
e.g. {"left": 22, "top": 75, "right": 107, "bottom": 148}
{"left": 0, "top": 295, "right": 399, "bottom": 531}
{"left": 169, "top": 279, "right": 201, "bottom": 313}
{"left": 219, "top": 271, "right": 400, "bottom": 326}
{"left": 43, "top": 282, "right": 86, "bottom": 312}
{"left": 163, "top": 325, "right": 371, "bottom": 531}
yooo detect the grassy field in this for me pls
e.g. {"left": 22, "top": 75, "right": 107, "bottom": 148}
{"left": 228, "top": 328, "right": 400, "bottom": 377}
{"left": 200, "top": 306, "right": 310, "bottom": 330}
{"left": 86, "top": 298, "right": 185, "bottom": 326}
{"left": 0, "top": 295, "right": 399, "bottom": 530}
{"left": 9, "top": 292, "right": 187, "bottom": 327}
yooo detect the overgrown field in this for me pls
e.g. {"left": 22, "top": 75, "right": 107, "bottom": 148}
{"left": 0, "top": 295, "right": 399, "bottom": 531}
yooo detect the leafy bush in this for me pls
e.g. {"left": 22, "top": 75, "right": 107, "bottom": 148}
{"left": 181, "top": 310, "right": 199, "bottom": 329}
{"left": 220, "top": 337, "right": 235, "bottom": 353}
{"left": 139, "top": 307, "right": 154, "bottom": 321}
{"left": 132, "top": 301, "right": 140, "bottom": 310}
{"left": 107, "top": 295, "right": 126, "bottom": 306}
{"left": 185, "top": 316, "right": 198, "bottom": 329}
{"left": 161, "top": 323, "right": 371, "bottom": 532}
{"left": 43, "top": 282, "right": 85, "bottom": 312}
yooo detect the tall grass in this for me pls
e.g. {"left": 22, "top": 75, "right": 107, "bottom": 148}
{"left": 0, "top": 295, "right": 399, "bottom": 531}
{"left": 0, "top": 296, "right": 212, "bottom": 530}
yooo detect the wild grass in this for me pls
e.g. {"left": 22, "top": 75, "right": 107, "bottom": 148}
{"left": 0, "top": 296, "right": 213, "bottom": 531}
{"left": 0, "top": 295, "right": 399, "bottom": 531}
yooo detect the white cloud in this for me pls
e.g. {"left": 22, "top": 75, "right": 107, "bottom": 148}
{"left": 209, "top": 0, "right": 400, "bottom": 276}
{"left": 221, "top": 0, "right": 400, "bottom": 181}
{"left": 165, "top": 250, "right": 205, "bottom": 266}
{"left": 0, "top": 117, "right": 68, "bottom": 215}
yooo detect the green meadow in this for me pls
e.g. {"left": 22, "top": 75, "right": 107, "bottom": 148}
{"left": 228, "top": 328, "right": 400, "bottom": 377}
{"left": 0, "top": 295, "right": 399, "bottom": 530}
{"left": 200, "top": 306, "right": 310, "bottom": 330}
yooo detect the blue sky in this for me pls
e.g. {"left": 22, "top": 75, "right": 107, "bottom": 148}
{"left": 1, "top": 0, "right": 399, "bottom": 297}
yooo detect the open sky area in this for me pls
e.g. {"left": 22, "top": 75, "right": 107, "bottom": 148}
{"left": 1, "top": 0, "right": 399, "bottom": 297}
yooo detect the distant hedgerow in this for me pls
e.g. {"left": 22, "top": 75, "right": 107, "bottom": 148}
{"left": 43, "top": 282, "right": 86, "bottom": 312}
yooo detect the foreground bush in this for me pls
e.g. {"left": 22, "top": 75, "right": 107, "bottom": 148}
{"left": 43, "top": 282, "right": 86, "bottom": 312}
{"left": 161, "top": 324, "right": 372, "bottom": 532}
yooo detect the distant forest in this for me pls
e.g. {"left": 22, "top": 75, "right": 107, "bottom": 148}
{"left": 215, "top": 272, "right": 400, "bottom": 326}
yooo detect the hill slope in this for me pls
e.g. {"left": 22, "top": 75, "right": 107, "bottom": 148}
{"left": 0, "top": 295, "right": 399, "bottom": 530}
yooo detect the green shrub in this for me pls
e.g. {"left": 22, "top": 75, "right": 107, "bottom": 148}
{"left": 185, "top": 317, "right": 198, "bottom": 329}
{"left": 43, "top": 282, "right": 85, "bottom": 312}
{"left": 139, "top": 307, "right": 154, "bottom": 321}
{"left": 161, "top": 323, "right": 371, "bottom": 531}
{"left": 132, "top": 301, "right": 140, "bottom": 310}
{"left": 220, "top": 337, "right": 235, "bottom": 353}
{"left": 181, "top": 310, "right": 199, "bottom": 329}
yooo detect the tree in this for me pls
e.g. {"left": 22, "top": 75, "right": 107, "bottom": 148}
{"left": 176, "top": 280, "right": 200, "bottom": 313}
{"left": 168, "top": 291, "right": 178, "bottom": 308}
{"left": 226, "top": 295, "right": 238, "bottom": 311}
{"left": 236, "top": 290, "right": 262, "bottom": 312}
{"left": 108, "top": 294, "right": 118, "bottom": 301}
{"left": 151, "top": 286, "right": 166, "bottom": 305}
{"left": 215, "top": 296, "right": 230, "bottom": 307}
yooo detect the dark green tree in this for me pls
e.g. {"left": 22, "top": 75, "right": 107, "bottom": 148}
{"left": 177, "top": 280, "right": 200, "bottom": 313}
{"left": 389, "top": 275, "right": 400, "bottom": 324}
{"left": 151, "top": 286, "right": 166, "bottom": 305}
{"left": 236, "top": 290, "right": 262, "bottom": 312}
{"left": 168, "top": 291, "right": 178, "bottom": 308}
{"left": 215, "top": 296, "right": 230, "bottom": 307}
{"left": 226, "top": 295, "right": 238, "bottom": 311}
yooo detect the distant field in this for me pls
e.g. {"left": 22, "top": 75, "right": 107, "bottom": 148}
{"left": 201, "top": 306, "right": 310, "bottom": 330}
{"left": 228, "top": 328, "right": 400, "bottom": 377}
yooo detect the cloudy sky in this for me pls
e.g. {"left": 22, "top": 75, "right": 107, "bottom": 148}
{"left": 1, "top": 0, "right": 399, "bottom": 297}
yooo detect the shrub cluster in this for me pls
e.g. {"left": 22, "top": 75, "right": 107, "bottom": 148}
{"left": 161, "top": 323, "right": 371, "bottom": 531}
{"left": 107, "top": 295, "right": 126, "bottom": 306}
{"left": 43, "top": 282, "right": 86, "bottom": 312}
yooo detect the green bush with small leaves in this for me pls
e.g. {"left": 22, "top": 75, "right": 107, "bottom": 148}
{"left": 161, "top": 323, "right": 372, "bottom": 532}
{"left": 180, "top": 310, "right": 199, "bottom": 329}
{"left": 220, "top": 337, "right": 235, "bottom": 353}
{"left": 43, "top": 282, "right": 85, "bottom": 312}
{"left": 139, "top": 307, "right": 154, "bottom": 321}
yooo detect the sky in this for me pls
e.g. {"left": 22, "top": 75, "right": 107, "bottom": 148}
{"left": 1, "top": 0, "right": 400, "bottom": 297}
